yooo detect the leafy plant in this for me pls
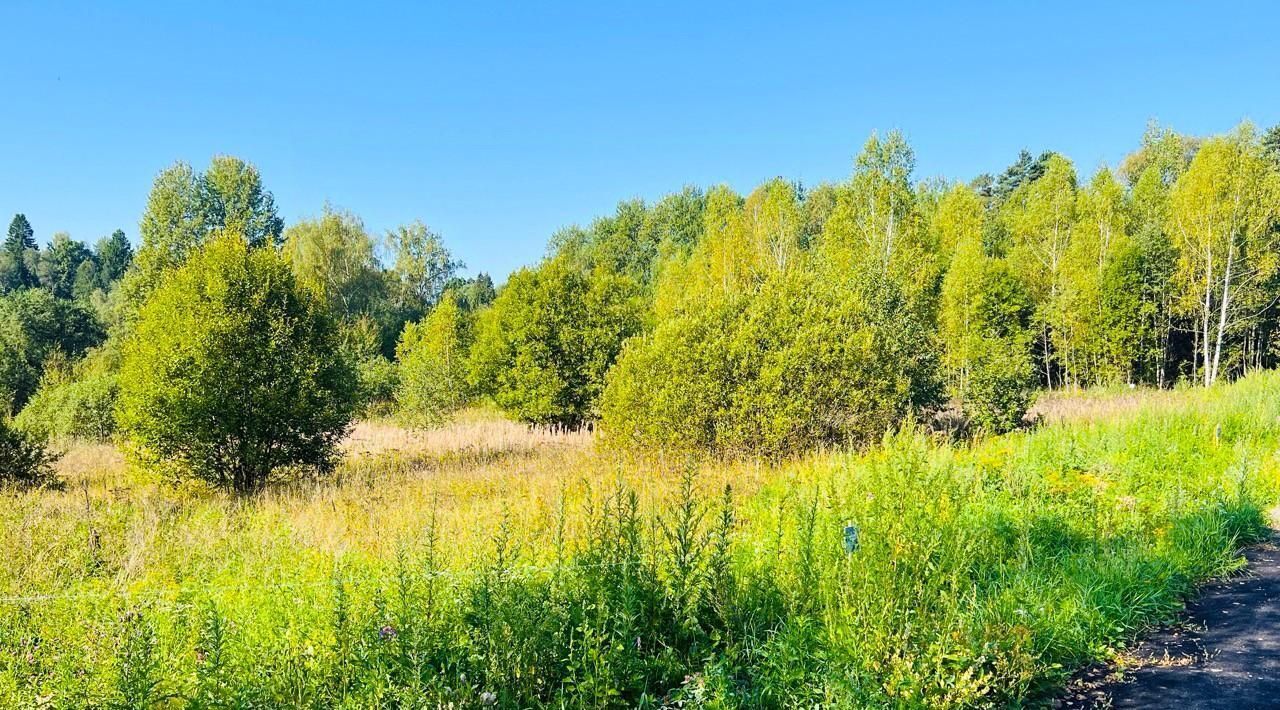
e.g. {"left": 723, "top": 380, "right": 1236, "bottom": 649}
{"left": 116, "top": 233, "right": 356, "bottom": 493}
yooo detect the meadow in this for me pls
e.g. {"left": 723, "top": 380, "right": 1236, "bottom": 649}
{"left": 2, "top": 374, "right": 1277, "bottom": 708}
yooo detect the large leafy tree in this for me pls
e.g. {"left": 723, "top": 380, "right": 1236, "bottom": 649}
{"left": 201, "top": 155, "right": 285, "bottom": 248}
{"left": 468, "top": 257, "right": 643, "bottom": 427}
{"left": 37, "top": 232, "right": 93, "bottom": 300}
{"left": 936, "top": 185, "right": 1035, "bottom": 430}
{"left": 125, "top": 157, "right": 283, "bottom": 308}
{"left": 1054, "top": 168, "right": 1141, "bottom": 385}
{"left": 1125, "top": 125, "right": 1191, "bottom": 387}
{"left": 282, "top": 206, "right": 384, "bottom": 321}
{"left": 385, "top": 221, "right": 461, "bottom": 318}
{"left": 1168, "top": 129, "right": 1280, "bottom": 385}
{"left": 117, "top": 233, "right": 355, "bottom": 492}
{"left": 1000, "top": 153, "right": 1078, "bottom": 386}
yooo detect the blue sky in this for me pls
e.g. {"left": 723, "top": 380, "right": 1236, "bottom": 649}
{"left": 1, "top": 1, "right": 1276, "bottom": 280}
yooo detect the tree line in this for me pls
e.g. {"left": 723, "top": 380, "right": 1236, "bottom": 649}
{"left": 2, "top": 122, "right": 1279, "bottom": 490}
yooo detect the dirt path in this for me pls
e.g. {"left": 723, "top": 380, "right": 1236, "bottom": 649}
{"left": 1059, "top": 540, "right": 1280, "bottom": 709}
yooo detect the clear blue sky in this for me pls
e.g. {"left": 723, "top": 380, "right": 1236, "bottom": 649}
{"left": 1, "top": 1, "right": 1276, "bottom": 280}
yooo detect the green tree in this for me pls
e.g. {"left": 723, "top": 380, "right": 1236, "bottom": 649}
{"left": 937, "top": 185, "right": 1035, "bottom": 430}
{"left": 469, "top": 258, "right": 643, "bottom": 426}
{"left": 396, "top": 292, "right": 472, "bottom": 426}
{"left": 16, "top": 341, "right": 121, "bottom": 441}
{"left": 4, "top": 214, "right": 38, "bottom": 292}
{"left": 125, "top": 158, "right": 282, "bottom": 308}
{"left": 94, "top": 229, "right": 134, "bottom": 287}
{"left": 200, "top": 155, "right": 285, "bottom": 248}
{"left": 818, "top": 131, "right": 942, "bottom": 321}
{"left": 282, "top": 206, "right": 384, "bottom": 321}
{"left": 0, "top": 289, "right": 105, "bottom": 413}
{"left": 604, "top": 266, "right": 942, "bottom": 455}
{"left": 444, "top": 272, "right": 496, "bottom": 312}
{"left": 37, "top": 232, "right": 93, "bottom": 299}
{"left": 385, "top": 221, "right": 461, "bottom": 318}
{"left": 1168, "top": 129, "right": 1280, "bottom": 385}
{"left": 1126, "top": 126, "right": 1190, "bottom": 387}
{"left": 1054, "top": 168, "right": 1141, "bottom": 385}
{"left": 1000, "top": 153, "right": 1077, "bottom": 387}
{"left": 117, "top": 233, "right": 355, "bottom": 493}
{"left": 0, "top": 417, "right": 58, "bottom": 488}
{"left": 1265, "top": 124, "right": 1280, "bottom": 170}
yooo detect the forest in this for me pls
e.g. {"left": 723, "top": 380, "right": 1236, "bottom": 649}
{"left": 1, "top": 123, "right": 1279, "bottom": 470}
{"left": 2, "top": 121, "right": 1280, "bottom": 706}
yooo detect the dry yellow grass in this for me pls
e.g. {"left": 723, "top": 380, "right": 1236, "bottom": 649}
{"left": 6, "top": 409, "right": 769, "bottom": 604}
{"left": 1028, "top": 385, "right": 1197, "bottom": 425}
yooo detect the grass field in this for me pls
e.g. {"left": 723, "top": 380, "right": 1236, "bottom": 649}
{"left": 3, "top": 376, "right": 1279, "bottom": 708}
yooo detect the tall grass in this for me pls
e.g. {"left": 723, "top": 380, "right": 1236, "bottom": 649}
{"left": 2, "top": 375, "right": 1278, "bottom": 707}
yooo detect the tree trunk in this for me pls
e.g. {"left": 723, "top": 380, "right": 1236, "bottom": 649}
{"left": 1210, "top": 238, "right": 1235, "bottom": 385}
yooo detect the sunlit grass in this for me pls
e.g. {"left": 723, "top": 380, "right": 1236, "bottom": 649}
{"left": 2, "top": 376, "right": 1279, "bottom": 706}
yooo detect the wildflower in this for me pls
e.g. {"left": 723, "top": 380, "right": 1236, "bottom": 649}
{"left": 379, "top": 624, "right": 397, "bottom": 641}
{"left": 480, "top": 690, "right": 497, "bottom": 705}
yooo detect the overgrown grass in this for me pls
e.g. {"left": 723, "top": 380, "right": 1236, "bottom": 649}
{"left": 3, "top": 375, "right": 1279, "bottom": 707}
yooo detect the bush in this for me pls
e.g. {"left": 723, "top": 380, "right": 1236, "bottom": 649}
{"left": 603, "top": 268, "right": 942, "bottom": 456}
{"left": 0, "top": 290, "right": 105, "bottom": 413}
{"left": 0, "top": 417, "right": 59, "bottom": 488}
{"left": 468, "top": 258, "right": 643, "bottom": 427}
{"left": 395, "top": 292, "right": 471, "bottom": 426}
{"left": 354, "top": 356, "right": 398, "bottom": 417}
{"left": 15, "top": 343, "right": 120, "bottom": 441}
{"left": 965, "top": 342, "right": 1036, "bottom": 433}
{"left": 337, "top": 317, "right": 398, "bottom": 416}
{"left": 116, "top": 233, "right": 356, "bottom": 493}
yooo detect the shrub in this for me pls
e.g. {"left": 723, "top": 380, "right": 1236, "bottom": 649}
{"left": 395, "top": 292, "right": 471, "bottom": 426}
{"left": 338, "top": 316, "right": 399, "bottom": 416}
{"left": 603, "top": 268, "right": 942, "bottom": 456}
{"left": 116, "top": 233, "right": 356, "bottom": 493}
{"left": 0, "top": 290, "right": 105, "bottom": 413}
{"left": 966, "top": 341, "right": 1037, "bottom": 433}
{"left": 468, "top": 258, "right": 643, "bottom": 427}
{"left": 0, "top": 417, "right": 59, "bottom": 488}
{"left": 15, "top": 343, "right": 120, "bottom": 441}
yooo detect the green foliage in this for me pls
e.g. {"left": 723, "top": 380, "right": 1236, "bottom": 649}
{"left": 337, "top": 316, "right": 399, "bottom": 416}
{"left": 94, "top": 229, "right": 134, "bottom": 286}
{"left": 605, "top": 267, "right": 942, "bottom": 455}
{"left": 0, "top": 289, "right": 105, "bottom": 414}
{"left": 36, "top": 232, "right": 93, "bottom": 300}
{"left": 395, "top": 292, "right": 472, "bottom": 426}
{"left": 7, "top": 373, "right": 1279, "bottom": 706}
{"left": 385, "top": 221, "right": 461, "bottom": 319}
{"left": 117, "top": 234, "right": 356, "bottom": 493}
{"left": 125, "top": 157, "right": 283, "bottom": 310}
{"left": 0, "top": 416, "right": 59, "bottom": 488}
{"left": 469, "top": 258, "right": 644, "bottom": 426}
{"left": 444, "top": 272, "right": 496, "bottom": 312}
{"left": 3, "top": 213, "right": 38, "bottom": 292}
{"left": 966, "top": 341, "right": 1037, "bottom": 433}
{"left": 608, "top": 137, "right": 944, "bottom": 456}
{"left": 15, "top": 343, "right": 120, "bottom": 441}
{"left": 283, "top": 206, "right": 384, "bottom": 321}
{"left": 1168, "top": 129, "right": 1280, "bottom": 385}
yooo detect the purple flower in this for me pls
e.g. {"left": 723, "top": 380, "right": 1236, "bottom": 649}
{"left": 379, "top": 624, "right": 397, "bottom": 641}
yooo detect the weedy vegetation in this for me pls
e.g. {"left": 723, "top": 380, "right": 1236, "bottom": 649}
{"left": 2, "top": 376, "right": 1278, "bottom": 707}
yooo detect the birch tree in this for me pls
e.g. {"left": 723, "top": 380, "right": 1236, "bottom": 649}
{"left": 1168, "top": 130, "right": 1280, "bottom": 385}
